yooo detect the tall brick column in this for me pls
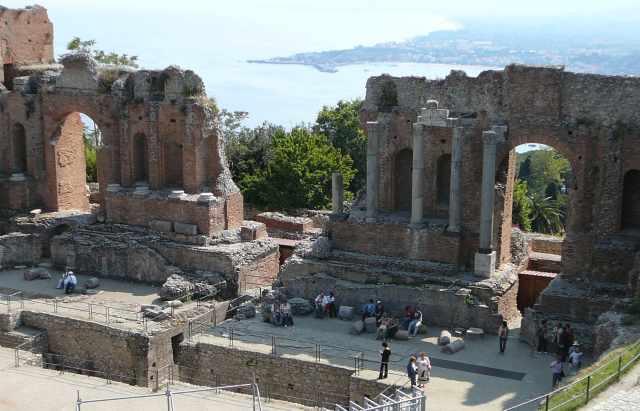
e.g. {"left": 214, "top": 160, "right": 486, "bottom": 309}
{"left": 448, "top": 125, "right": 464, "bottom": 232}
{"left": 411, "top": 122, "right": 425, "bottom": 225}
{"left": 475, "top": 126, "right": 506, "bottom": 277}
{"left": 366, "top": 121, "right": 380, "bottom": 222}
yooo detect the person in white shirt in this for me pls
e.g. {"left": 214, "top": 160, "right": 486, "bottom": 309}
{"left": 416, "top": 352, "right": 431, "bottom": 387}
{"left": 323, "top": 292, "right": 337, "bottom": 318}
{"left": 64, "top": 271, "right": 77, "bottom": 294}
{"left": 569, "top": 345, "right": 583, "bottom": 370}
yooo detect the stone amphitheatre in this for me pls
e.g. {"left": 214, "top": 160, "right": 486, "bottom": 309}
{"left": 0, "top": 5, "right": 639, "bottom": 411}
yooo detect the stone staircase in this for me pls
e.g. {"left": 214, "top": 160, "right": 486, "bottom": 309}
{"left": 0, "top": 325, "right": 47, "bottom": 351}
{"left": 306, "top": 250, "right": 468, "bottom": 287}
{"left": 528, "top": 252, "right": 562, "bottom": 273}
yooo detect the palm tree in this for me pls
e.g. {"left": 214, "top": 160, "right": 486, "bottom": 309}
{"left": 529, "top": 192, "right": 565, "bottom": 234}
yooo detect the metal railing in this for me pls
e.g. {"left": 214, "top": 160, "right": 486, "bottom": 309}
{"left": 335, "top": 387, "right": 426, "bottom": 411}
{"left": 505, "top": 340, "right": 640, "bottom": 411}
{"left": 74, "top": 383, "right": 263, "bottom": 411}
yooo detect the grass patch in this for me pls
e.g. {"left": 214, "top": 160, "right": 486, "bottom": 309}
{"left": 538, "top": 341, "right": 640, "bottom": 410}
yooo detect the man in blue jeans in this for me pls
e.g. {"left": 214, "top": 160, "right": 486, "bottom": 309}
{"left": 64, "top": 271, "right": 77, "bottom": 294}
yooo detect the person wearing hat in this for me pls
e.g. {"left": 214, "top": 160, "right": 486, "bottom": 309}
{"left": 568, "top": 342, "right": 583, "bottom": 370}
{"left": 64, "top": 271, "right": 77, "bottom": 294}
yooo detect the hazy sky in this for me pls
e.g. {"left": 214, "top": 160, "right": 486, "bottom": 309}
{"left": 3, "top": 1, "right": 639, "bottom": 65}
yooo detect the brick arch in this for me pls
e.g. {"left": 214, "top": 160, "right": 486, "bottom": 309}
{"left": 44, "top": 109, "right": 117, "bottom": 212}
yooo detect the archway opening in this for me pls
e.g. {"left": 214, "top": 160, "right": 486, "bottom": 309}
{"left": 511, "top": 144, "right": 571, "bottom": 236}
{"left": 50, "top": 112, "right": 102, "bottom": 211}
{"left": 508, "top": 143, "right": 573, "bottom": 313}
{"left": 393, "top": 148, "right": 412, "bottom": 211}
{"left": 133, "top": 133, "right": 148, "bottom": 183}
{"left": 12, "top": 123, "right": 27, "bottom": 174}
{"left": 622, "top": 170, "right": 640, "bottom": 231}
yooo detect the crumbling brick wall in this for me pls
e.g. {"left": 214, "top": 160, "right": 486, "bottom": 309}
{"left": 0, "top": 6, "right": 54, "bottom": 85}
{"left": 359, "top": 65, "right": 640, "bottom": 279}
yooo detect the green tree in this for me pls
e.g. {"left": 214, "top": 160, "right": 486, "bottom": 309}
{"left": 66, "top": 36, "right": 139, "bottom": 67}
{"left": 314, "top": 99, "right": 367, "bottom": 193}
{"left": 83, "top": 126, "right": 98, "bottom": 183}
{"left": 529, "top": 192, "right": 565, "bottom": 235}
{"left": 241, "top": 128, "right": 355, "bottom": 210}
{"left": 518, "top": 157, "right": 532, "bottom": 181}
{"left": 512, "top": 179, "right": 533, "bottom": 231}
{"left": 227, "top": 122, "right": 283, "bottom": 183}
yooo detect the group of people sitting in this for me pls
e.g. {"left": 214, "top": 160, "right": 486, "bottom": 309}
{"left": 314, "top": 291, "right": 337, "bottom": 318}
{"left": 270, "top": 300, "right": 294, "bottom": 327}
{"left": 361, "top": 300, "right": 423, "bottom": 340}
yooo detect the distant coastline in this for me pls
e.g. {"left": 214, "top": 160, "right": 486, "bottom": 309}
{"left": 247, "top": 29, "right": 640, "bottom": 76}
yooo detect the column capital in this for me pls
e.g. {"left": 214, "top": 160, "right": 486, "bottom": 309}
{"left": 416, "top": 104, "right": 450, "bottom": 127}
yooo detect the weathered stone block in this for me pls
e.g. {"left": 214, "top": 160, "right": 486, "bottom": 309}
{"left": 442, "top": 339, "right": 465, "bottom": 354}
{"left": 338, "top": 306, "right": 354, "bottom": 321}
{"left": 240, "top": 221, "right": 267, "bottom": 241}
{"left": 174, "top": 222, "right": 198, "bottom": 236}
{"left": 149, "top": 220, "right": 173, "bottom": 233}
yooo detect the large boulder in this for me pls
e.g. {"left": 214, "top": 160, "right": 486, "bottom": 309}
{"left": 23, "top": 267, "right": 49, "bottom": 281}
{"left": 235, "top": 302, "right": 256, "bottom": 319}
{"left": 84, "top": 277, "right": 100, "bottom": 289}
{"left": 338, "top": 306, "right": 354, "bottom": 321}
{"left": 350, "top": 320, "right": 364, "bottom": 335}
{"left": 288, "top": 297, "right": 314, "bottom": 316}
{"left": 159, "top": 274, "right": 192, "bottom": 300}
{"left": 442, "top": 340, "right": 465, "bottom": 354}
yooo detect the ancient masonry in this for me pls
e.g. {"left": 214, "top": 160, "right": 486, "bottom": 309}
{"left": 1, "top": 5, "right": 639, "bottom": 407}
{"left": 282, "top": 65, "right": 640, "bottom": 351}
{"left": 0, "top": 5, "right": 279, "bottom": 296}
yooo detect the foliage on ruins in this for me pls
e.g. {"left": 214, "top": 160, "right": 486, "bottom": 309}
{"left": 66, "top": 37, "right": 139, "bottom": 67}
{"left": 512, "top": 148, "right": 570, "bottom": 234}
{"left": 314, "top": 99, "right": 367, "bottom": 194}
{"left": 240, "top": 127, "right": 355, "bottom": 210}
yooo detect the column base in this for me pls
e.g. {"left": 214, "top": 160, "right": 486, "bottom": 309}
{"left": 474, "top": 251, "right": 496, "bottom": 278}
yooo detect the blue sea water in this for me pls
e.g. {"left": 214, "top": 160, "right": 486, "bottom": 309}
{"left": 199, "top": 61, "right": 496, "bottom": 127}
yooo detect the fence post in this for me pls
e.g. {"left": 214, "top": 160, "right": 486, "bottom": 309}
{"left": 618, "top": 355, "right": 623, "bottom": 381}
{"left": 76, "top": 390, "right": 82, "bottom": 411}
{"left": 545, "top": 394, "right": 549, "bottom": 411}
{"left": 586, "top": 375, "right": 591, "bottom": 403}
{"left": 272, "top": 336, "right": 276, "bottom": 356}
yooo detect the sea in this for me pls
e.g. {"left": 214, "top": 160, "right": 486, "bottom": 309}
{"left": 198, "top": 61, "right": 496, "bottom": 128}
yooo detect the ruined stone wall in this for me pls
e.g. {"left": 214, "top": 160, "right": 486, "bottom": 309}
{"left": 20, "top": 310, "right": 152, "bottom": 385}
{"left": 177, "top": 340, "right": 353, "bottom": 406}
{"left": 0, "top": 6, "right": 54, "bottom": 84}
{"left": 0, "top": 232, "right": 41, "bottom": 267}
{"left": 328, "top": 219, "right": 460, "bottom": 264}
{"left": 105, "top": 191, "right": 227, "bottom": 236}
{"left": 361, "top": 65, "right": 640, "bottom": 278}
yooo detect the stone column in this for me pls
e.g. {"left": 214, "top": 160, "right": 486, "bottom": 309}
{"left": 411, "top": 123, "right": 425, "bottom": 225}
{"left": 474, "top": 128, "right": 505, "bottom": 277}
{"left": 366, "top": 121, "right": 380, "bottom": 221}
{"left": 448, "top": 125, "right": 463, "bottom": 232}
{"left": 332, "top": 172, "right": 344, "bottom": 214}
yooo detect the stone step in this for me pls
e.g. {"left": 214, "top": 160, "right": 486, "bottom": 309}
{"left": 528, "top": 252, "right": 562, "bottom": 273}
{"left": 0, "top": 326, "right": 46, "bottom": 351}
{"left": 308, "top": 259, "right": 471, "bottom": 288}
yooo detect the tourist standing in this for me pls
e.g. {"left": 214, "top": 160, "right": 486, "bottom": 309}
{"left": 375, "top": 300, "right": 385, "bottom": 326}
{"left": 416, "top": 352, "right": 431, "bottom": 387}
{"left": 554, "top": 322, "right": 564, "bottom": 356}
{"left": 378, "top": 342, "right": 391, "bottom": 379}
{"left": 537, "top": 320, "right": 548, "bottom": 353}
{"left": 407, "top": 356, "right": 418, "bottom": 387}
{"left": 568, "top": 343, "right": 583, "bottom": 371}
{"left": 498, "top": 320, "right": 509, "bottom": 353}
